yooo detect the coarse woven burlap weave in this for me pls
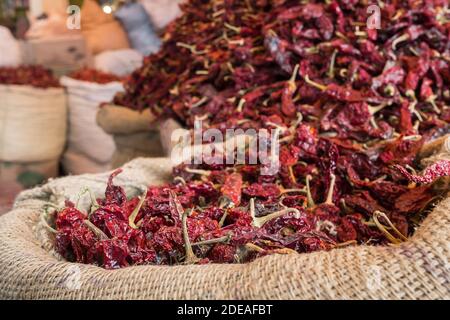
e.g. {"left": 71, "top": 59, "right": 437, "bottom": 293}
{"left": 0, "top": 138, "right": 449, "bottom": 300}
{"left": 96, "top": 104, "right": 165, "bottom": 168}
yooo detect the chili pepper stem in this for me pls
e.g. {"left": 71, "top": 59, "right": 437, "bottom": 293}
{"left": 192, "top": 234, "right": 232, "bottom": 247}
{"left": 304, "top": 75, "right": 327, "bottom": 91}
{"left": 288, "top": 166, "right": 297, "bottom": 184}
{"left": 219, "top": 210, "right": 229, "bottom": 227}
{"left": 370, "top": 117, "right": 379, "bottom": 129}
{"left": 40, "top": 209, "right": 58, "bottom": 234}
{"left": 76, "top": 187, "right": 100, "bottom": 214}
{"left": 328, "top": 50, "right": 338, "bottom": 79}
{"left": 236, "top": 98, "right": 246, "bottom": 113}
{"left": 305, "top": 175, "right": 316, "bottom": 208}
{"left": 176, "top": 42, "right": 207, "bottom": 55}
{"left": 325, "top": 174, "right": 336, "bottom": 205}
{"left": 245, "top": 243, "right": 265, "bottom": 253}
{"left": 289, "top": 112, "right": 303, "bottom": 133}
{"left": 185, "top": 168, "right": 212, "bottom": 176}
{"left": 384, "top": 84, "right": 396, "bottom": 97}
{"left": 212, "top": 8, "right": 225, "bottom": 18}
{"left": 173, "top": 176, "right": 187, "bottom": 185}
{"left": 84, "top": 220, "right": 109, "bottom": 240}
{"left": 250, "top": 198, "right": 301, "bottom": 228}
{"left": 191, "top": 97, "right": 209, "bottom": 109}
{"left": 368, "top": 102, "right": 389, "bottom": 115}
{"left": 267, "top": 122, "right": 288, "bottom": 132}
{"left": 280, "top": 188, "right": 306, "bottom": 195}
{"left": 182, "top": 209, "right": 201, "bottom": 265}
{"left": 392, "top": 33, "right": 409, "bottom": 50}
{"left": 129, "top": 189, "right": 148, "bottom": 229}
{"left": 288, "top": 64, "right": 300, "bottom": 87}
{"left": 224, "top": 22, "right": 241, "bottom": 34}
{"left": 373, "top": 211, "right": 408, "bottom": 244}
{"left": 219, "top": 195, "right": 235, "bottom": 209}
{"left": 406, "top": 90, "right": 424, "bottom": 121}
{"left": 339, "top": 68, "right": 348, "bottom": 78}
{"left": 426, "top": 95, "right": 441, "bottom": 114}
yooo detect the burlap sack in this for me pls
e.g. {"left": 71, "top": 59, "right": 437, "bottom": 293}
{"left": 0, "top": 137, "right": 449, "bottom": 300}
{"left": 62, "top": 150, "right": 111, "bottom": 175}
{"left": 111, "top": 132, "right": 165, "bottom": 168}
{"left": 81, "top": 0, "right": 130, "bottom": 55}
{"left": 60, "top": 77, "right": 123, "bottom": 174}
{"left": 97, "top": 104, "right": 158, "bottom": 135}
{"left": 0, "top": 85, "right": 67, "bottom": 162}
{"left": 159, "top": 117, "right": 186, "bottom": 156}
{"left": 97, "top": 104, "right": 164, "bottom": 168}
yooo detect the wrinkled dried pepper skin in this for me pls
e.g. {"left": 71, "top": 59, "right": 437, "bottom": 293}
{"left": 0, "top": 66, "right": 59, "bottom": 88}
{"left": 56, "top": 0, "right": 450, "bottom": 268}
{"left": 68, "top": 68, "right": 123, "bottom": 84}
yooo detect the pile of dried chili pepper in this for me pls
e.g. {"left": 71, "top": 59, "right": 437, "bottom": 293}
{"left": 50, "top": 150, "right": 449, "bottom": 268}
{"left": 0, "top": 65, "right": 60, "bottom": 88}
{"left": 51, "top": 0, "right": 450, "bottom": 268}
{"left": 68, "top": 68, "right": 124, "bottom": 84}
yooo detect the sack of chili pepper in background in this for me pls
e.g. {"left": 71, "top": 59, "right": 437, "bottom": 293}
{"left": 94, "top": 49, "right": 144, "bottom": 77}
{"left": 96, "top": 104, "right": 165, "bottom": 168}
{"left": 0, "top": 137, "right": 448, "bottom": 300}
{"left": 60, "top": 69, "right": 125, "bottom": 174}
{"left": 0, "top": 66, "right": 66, "bottom": 188}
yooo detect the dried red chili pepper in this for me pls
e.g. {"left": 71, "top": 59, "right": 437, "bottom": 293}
{"left": 394, "top": 160, "right": 450, "bottom": 184}
{"left": 55, "top": 0, "right": 450, "bottom": 268}
{"left": 221, "top": 173, "right": 243, "bottom": 206}
{"left": 68, "top": 68, "right": 123, "bottom": 84}
{"left": 0, "top": 65, "right": 60, "bottom": 88}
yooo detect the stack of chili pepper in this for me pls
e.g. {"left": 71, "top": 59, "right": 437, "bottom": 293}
{"left": 51, "top": 0, "right": 450, "bottom": 268}
{"left": 68, "top": 68, "right": 123, "bottom": 84}
{"left": 51, "top": 149, "right": 449, "bottom": 268}
{"left": 0, "top": 65, "right": 60, "bottom": 88}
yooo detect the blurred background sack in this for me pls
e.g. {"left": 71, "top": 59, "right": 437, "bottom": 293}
{"left": 0, "top": 26, "right": 22, "bottom": 67}
{"left": 81, "top": 0, "right": 130, "bottom": 55}
{"left": 140, "top": 0, "right": 184, "bottom": 31}
{"left": 115, "top": 2, "right": 161, "bottom": 56}
{"left": 97, "top": 104, "right": 165, "bottom": 168}
{"left": 94, "top": 49, "right": 143, "bottom": 77}
{"left": 61, "top": 76, "right": 124, "bottom": 174}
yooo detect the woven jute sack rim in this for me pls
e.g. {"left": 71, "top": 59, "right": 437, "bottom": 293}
{"left": 96, "top": 104, "right": 159, "bottom": 135}
{"left": 0, "top": 84, "right": 64, "bottom": 96}
{"left": 0, "top": 139, "right": 449, "bottom": 300}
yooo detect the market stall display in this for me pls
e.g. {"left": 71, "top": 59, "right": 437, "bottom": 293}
{"left": 0, "top": 0, "right": 449, "bottom": 301}
{"left": 61, "top": 68, "right": 125, "bottom": 175}
{"left": 0, "top": 66, "right": 66, "bottom": 189}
